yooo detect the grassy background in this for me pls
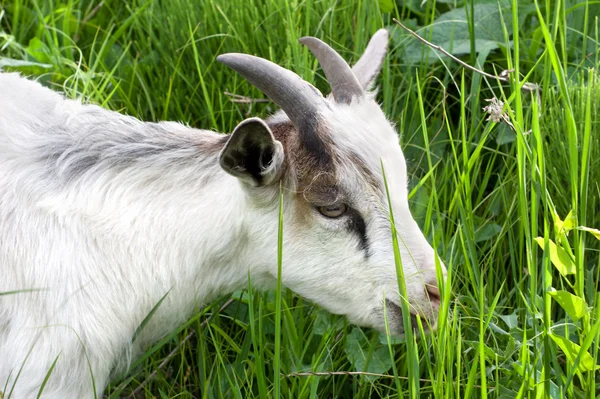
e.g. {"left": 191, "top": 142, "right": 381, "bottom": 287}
{"left": 1, "top": 0, "right": 600, "bottom": 397}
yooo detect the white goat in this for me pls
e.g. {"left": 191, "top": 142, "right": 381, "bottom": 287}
{"left": 0, "top": 30, "right": 445, "bottom": 398}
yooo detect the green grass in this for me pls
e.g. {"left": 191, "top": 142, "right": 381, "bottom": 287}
{"left": 1, "top": 0, "right": 600, "bottom": 397}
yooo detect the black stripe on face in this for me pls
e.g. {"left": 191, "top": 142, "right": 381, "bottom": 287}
{"left": 345, "top": 208, "right": 368, "bottom": 256}
{"left": 298, "top": 115, "right": 332, "bottom": 168}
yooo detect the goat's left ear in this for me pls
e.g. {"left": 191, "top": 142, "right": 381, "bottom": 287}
{"left": 219, "top": 117, "right": 284, "bottom": 186}
{"left": 352, "top": 29, "right": 389, "bottom": 90}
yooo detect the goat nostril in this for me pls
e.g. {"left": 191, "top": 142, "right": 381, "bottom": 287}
{"left": 425, "top": 282, "right": 440, "bottom": 301}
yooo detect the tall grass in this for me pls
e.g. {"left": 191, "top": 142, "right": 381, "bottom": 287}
{"left": 1, "top": 0, "right": 599, "bottom": 397}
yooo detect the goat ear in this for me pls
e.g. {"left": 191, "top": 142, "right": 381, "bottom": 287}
{"left": 219, "top": 117, "right": 284, "bottom": 186}
{"left": 351, "top": 29, "right": 389, "bottom": 90}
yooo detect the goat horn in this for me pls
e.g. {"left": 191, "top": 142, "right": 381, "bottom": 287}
{"left": 217, "top": 53, "right": 326, "bottom": 131}
{"left": 299, "top": 36, "right": 364, "bottom": 104}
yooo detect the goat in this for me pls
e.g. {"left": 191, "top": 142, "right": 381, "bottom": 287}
{"left": 0, "top": 29, "right": 446, "bottom": 398}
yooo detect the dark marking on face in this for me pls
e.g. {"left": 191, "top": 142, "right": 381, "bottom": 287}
{"left": 346, "top": 207, "right": 369, "bottom": 255}
{"left": 266, "top": 116, "right": 370, "bottom": 258}
{"left": 265, "top": 117, "right": 371, "bottom": 257}
{"left": 268, "top": 116, "right": 333, "bottom": 170}
{"left": 298, "top": 114, "right": 332, "bottom": 168}
{"left": 267, "top": 118, "right": 337, "bottom": 198}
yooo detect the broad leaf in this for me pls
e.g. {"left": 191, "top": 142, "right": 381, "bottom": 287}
{"left": 378, "top": 0, "right": 394, "bottom": 13}
{"left": 474, "top": 223, "right": 502, "bottom": 242}
{"left": 345, "top": 328, "right": 392, "bottom": 380}
{"left": 498, "top": 311, "right": 519, "bottom": 330}
{"left": 554, "top": 210, "right": 577, "bottom": 234}
{"left": 26, "top": 37, "right": 52, "bottom": 65}
{"left": 533, "top": 237, "right": 576, "bottom": 276}
{"left": 394, "top": 3, "right": 511, "bottom": 64}
{"left": 548, "top": 290, "right": 588, "bottom": 321}
{"left": 549, "top": 333, "right": 600, "bottom": 373}
{"left": 578, "top": 226, "right": 600, "bottom": 240}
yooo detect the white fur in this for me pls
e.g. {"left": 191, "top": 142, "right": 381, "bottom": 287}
{"left": 0, "top": 64, "right": 445, "bottom": 398}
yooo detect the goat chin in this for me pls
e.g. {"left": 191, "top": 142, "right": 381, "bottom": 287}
{"left": 0, "top": 28, "right": 445, "bottom": 398}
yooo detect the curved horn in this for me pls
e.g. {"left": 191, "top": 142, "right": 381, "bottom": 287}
{"left": 299, "top": 36, "right": 364, "bottom": 104}
{"left": 216, "top": 53, "right": 326, "bottom": 131}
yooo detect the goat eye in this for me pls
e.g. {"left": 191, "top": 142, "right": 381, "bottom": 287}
{"left": 317, "top": 203, "right": 348, "bottom": 218}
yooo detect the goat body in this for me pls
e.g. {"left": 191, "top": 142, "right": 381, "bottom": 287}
{"left": 0, "top": 30, "right": 445, "bottom": 398}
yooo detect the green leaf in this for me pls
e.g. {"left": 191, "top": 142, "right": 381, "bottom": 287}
{"left": 378, "top": 0, "right": 394, "bottom": 13}
{"left": 394, "top": 2, "right": 538, "bottom": 64}
{"left": 0, "top": 57, "right": 52, "bottom": 69}
{"left": 411, "top": 184, "right": 430, "bottom": 225}
{"left": 395, "top": 0, "right": 422, "bottom": 14}
{"left": 394, "top": 3, "right": 510, "bottom": 64}
{"left": 313, "top": 309, "right": 343, "bottom": 335}
{"left": 562, "top": 211, "right": 577, "bottom": 231}
{"left": 495, "top": 123, "right": 516, "bottom": 145}
{"left": 474, "top": 223, "right": 502, "bottom": 242}
{"left": 554, "top": 210, "right": 576, "bottom": 234}
{"left": 548, "top": 290, "right": 588, "bottom": 321}
{"left": 511, "top": 364, "right": 561, "bottom": 399}
{"left": 549, "top": 333, "right": 600, "bottom": 373}
{"left": 533, "top": 237, "right": 576, "bottom": 276}
{"left": 131, "top": 290, "right": 170, "bottom": 344}
{"left": 36, "top": 355, "right": 60, "bottom": 399}
{"left": 497, "top": 311, "right": 519, "bottom": 330}
{"left": 0, "top": 289, "right": 46, "bottom": 296}
{"left": 578, "top": 226, "right": 600, "bottom": 240}
{"left": 26, "top": 37, "right": 52, "bottom": 64}
{"left": 345, "top": 328, "right": 392, "bottom": 380}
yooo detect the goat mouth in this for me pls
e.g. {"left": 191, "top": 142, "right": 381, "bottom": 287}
{"left": 384, "top": 300, "right": 436, "bottom": 334}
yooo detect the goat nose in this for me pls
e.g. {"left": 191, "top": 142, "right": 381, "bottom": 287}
{"left": 425, "top": 277, "right": 441, "bottom": 302}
